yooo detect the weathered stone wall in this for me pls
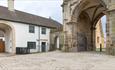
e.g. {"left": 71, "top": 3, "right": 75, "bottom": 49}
{"left": 50, "top": 32, "right": 64, "bottom": 51}
{"left": 63, "top": 0, "right": 115, "bottom": 55}
{"left": 77, "top": 12, "right": 92, "bottom": 51}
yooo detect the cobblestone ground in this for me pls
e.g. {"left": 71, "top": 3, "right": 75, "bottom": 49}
{"left": 0, "top": 51, "right": 115, "bottom": 70}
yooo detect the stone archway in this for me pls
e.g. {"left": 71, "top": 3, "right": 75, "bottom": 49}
{"left": 62, "top": 0, "right": 115, "bottom": 55}
{"left": 0, "top": 21, "right": 15, "bottom": 55}
{"left": 54, "top": 36, "right": 60, "bottom": 50}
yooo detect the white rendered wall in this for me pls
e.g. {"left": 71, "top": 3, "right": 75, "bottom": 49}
{"left": 12, "top": 22, "right": 50, "bottom": 53}
{"left": 57, "top": 37, "right": 59, "bottom": 49}
{"left": 12, "top": 22, "right": 39, "bottom": 53}
{"left": 39, "top": 27, "right": 50, "bottom": 52}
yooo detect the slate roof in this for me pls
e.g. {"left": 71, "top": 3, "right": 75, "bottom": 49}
{"left": 0, "top": 6, "right": 62, "bottom": 29}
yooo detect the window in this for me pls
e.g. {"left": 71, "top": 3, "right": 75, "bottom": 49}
{"left": 27, "top": 42, "right": 36, "bottom": 49}
{"left": 41, "top": 27, "right": 46, "bottom": 34}
{"left": 97, "top": 37, "right": 99, "bottom": 43}
{"left": 29, "top": 25, "right": 35, "bottom": 33}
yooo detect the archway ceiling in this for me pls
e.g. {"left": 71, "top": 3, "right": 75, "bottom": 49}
{"left": 85, "top": 7, "right": 105, "bottom": 21}
{"left": 81, "top": 0, "right": 106, "bottom": 23}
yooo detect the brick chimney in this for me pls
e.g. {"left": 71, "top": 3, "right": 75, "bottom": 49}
{"left": 8, "top": 0, "right": 14, "bottom": 11}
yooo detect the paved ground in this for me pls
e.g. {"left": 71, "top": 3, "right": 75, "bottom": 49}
{"left": 0, "top": 51, "right": 115, "bottom": 70}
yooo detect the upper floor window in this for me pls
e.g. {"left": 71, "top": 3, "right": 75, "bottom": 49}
{"left": 41, "top": 27, "right": 46, "bottom": 34}
{"left": 29, "top": 25, "right": 35, "bottom": 33}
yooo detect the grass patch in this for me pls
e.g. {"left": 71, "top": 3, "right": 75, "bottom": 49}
{"left": 96, "top": 48, "right": 106, "bottom": 52}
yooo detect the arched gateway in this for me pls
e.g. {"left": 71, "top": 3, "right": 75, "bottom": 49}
{"left": 62, "top": 0, "right": 115, "bottom": 55}
{"left": 0, "top": 21, "right": 15, "bottom": 54}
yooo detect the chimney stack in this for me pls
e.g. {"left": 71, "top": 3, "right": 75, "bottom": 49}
{"left": 8, "top": 0, "right": 14, "bottom": 11}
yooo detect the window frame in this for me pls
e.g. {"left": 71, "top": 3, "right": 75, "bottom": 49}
{"left": 41, "top": 27, "right": 46, "bottom": 34}
{"left": 27, "top": 42, "right": 36, "bottom": 49}
{"left": 29, "top": 25, "right": 35, "bottom": 33}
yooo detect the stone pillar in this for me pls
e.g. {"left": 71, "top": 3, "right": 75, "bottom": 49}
{"left": 62, "top": 1, "right": 69, "bottom": 52}
{"left": 106, "top": 0, "right": 115, "bottom": 55}
{"left": 62, "top": 0, "right": 74, "bottom": 52}
{"left": 106, "top": 13, "right": 111, "bottom": 54}
{"left": 63, "top": 21, "right": 77, "bottom": 52}
{"left": 90, "top": 27, "right": 96, "bottom": 51}
{"left": 106, "top": 11, "right": 115, "bottom": 55}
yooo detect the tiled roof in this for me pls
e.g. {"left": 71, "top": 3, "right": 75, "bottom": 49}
{"left": 0, "top": 6, "right": 62, "bottom": 29}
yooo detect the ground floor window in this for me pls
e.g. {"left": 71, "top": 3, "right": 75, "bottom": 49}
{"left": 27, "top": 42, "right": 36, "bottom": 49}
{"left": 41, "top": 42, "right": 46, "bottom": 52}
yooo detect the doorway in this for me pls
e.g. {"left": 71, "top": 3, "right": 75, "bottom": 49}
{"left": 41, "top": 42, "right": 46, "bottom": 52}
{"left": 0, "top": 39, "right": 5, "bottom": 53}
{"left": 0, "top": 23, "right": 15, "bottom": 54}
{"left": 95, "top": 16, "right": 106, "bottom": 52}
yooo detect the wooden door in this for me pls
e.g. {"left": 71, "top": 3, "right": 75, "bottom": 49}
{"left": 0, "top": 39, "right": 5, "bottom": 53}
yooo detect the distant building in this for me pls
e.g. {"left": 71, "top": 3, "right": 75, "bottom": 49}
{"left": 95, "top": 20, "right": 104, "bottom": 50}
{"left": 0, "top": 0, "right": 61, "bottom": 54}
{"left": 50, "top": 24, "right": 63, "bottom": 51}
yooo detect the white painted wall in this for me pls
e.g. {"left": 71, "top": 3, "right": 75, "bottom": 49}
{"left": 0, "top": 20, "right": 14, "bottom": 54}
{"left": 12, "top": 22, "right": 39, "bottom": 53}
{"left": 5, "top": 28, "right": 13, "bottom": 53}
{"left": 57, "top": 37, "right": 59, "bottom": 49}
{"left": 12, "top": 22, "right": 50, "bottom": 53}
{"left": 39, "top": 27, "right": 50, "bottom": 52}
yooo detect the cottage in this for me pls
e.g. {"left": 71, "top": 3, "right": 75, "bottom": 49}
{"left": 0, "top": 0, "right": 61, "bottom": 54}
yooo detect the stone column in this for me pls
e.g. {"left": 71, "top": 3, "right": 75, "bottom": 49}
{"left": 66, "top": 22, "right": 77, "bottom": 52}
{"left": 90, "top": 27, "right": 96, "bottom": 51}
{"left": 106, "top": 10, "right": 115, "bottom": 55}
{"left": 63, "top": 21, "right": 77, "bottom": 52}
{"left": 106, "top": 12, "right": 111, "bottom": 54}
{"left": 106, "top": 0, "right": 115, "bottom": 55}
{"left": 62, "top": 0, "right": 75, "bottom": 52}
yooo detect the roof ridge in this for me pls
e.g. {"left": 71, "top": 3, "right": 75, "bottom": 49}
{"left": 0, "top": 6, "right": 62, "bottom": 28}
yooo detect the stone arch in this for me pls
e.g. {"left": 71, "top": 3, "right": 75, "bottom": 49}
{"left": 71, "top": 0, "right": 107, "bottom": 22}
{"left": 93, "top": 13, "right": 105, "bottom": 27}
{"left": 71, "top": 0, "right": 86, "bottom": 21}
{"left": 76, "top": 11, "right": 92, "bottom": 51}
{"left": 54, "top": 35, "right": 60, "bottom": 50}
{"left": 74, "top": 0, "right": 107, "bottom": 51}
{"left": 0, "top": 21, "right": 15, "bottom": 54}
{"left": 63, "top": 0, "right": 112, "bottom": 52}
{"left": 63, "top": 0, "right": 115, "bottom": 55}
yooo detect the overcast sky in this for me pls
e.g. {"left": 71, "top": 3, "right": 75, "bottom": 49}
{"left": 0, "top": 0, "right": 63, "bottom": 23}
{"left": 101, "top": 16, "right": 106, "bottom": 37}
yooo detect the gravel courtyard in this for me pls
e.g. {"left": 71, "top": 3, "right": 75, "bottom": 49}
{"left": 0, "top": 51, "right": 115, "bottom": 70}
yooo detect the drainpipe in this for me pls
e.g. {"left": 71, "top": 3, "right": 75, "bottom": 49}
{"left": 38, "top": 27, "right": 41, "bottom": 52}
